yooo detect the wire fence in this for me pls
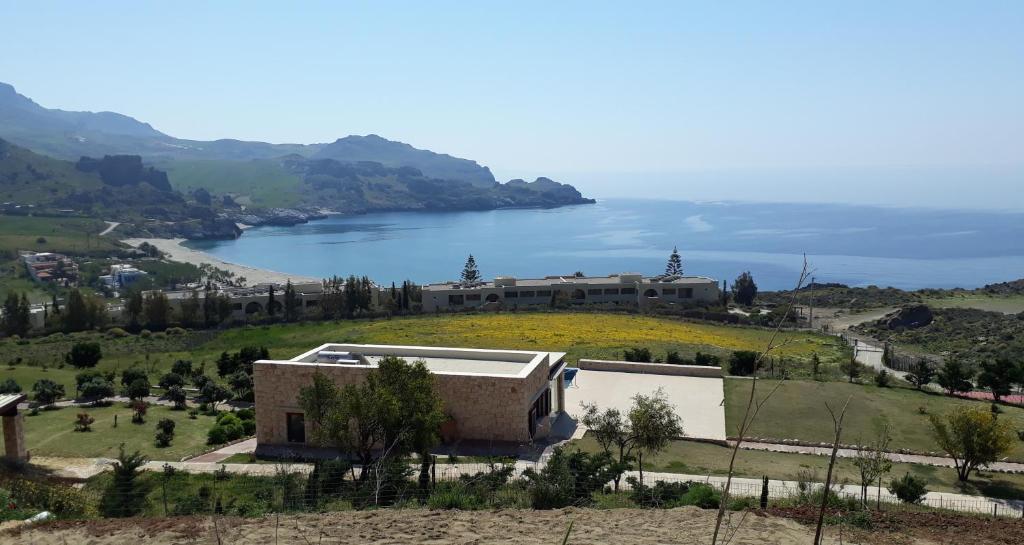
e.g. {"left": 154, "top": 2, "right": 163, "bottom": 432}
{"left": 14, "top": 460, "right": 1020, "bottom": 522}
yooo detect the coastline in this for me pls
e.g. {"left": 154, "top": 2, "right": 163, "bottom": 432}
{"left": 123, "top": 237, "right": 319, "bottom": 286}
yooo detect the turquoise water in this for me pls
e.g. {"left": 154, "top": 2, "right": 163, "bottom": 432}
{"left": 185, "top": 199, "right": 1024, "bottom": 290}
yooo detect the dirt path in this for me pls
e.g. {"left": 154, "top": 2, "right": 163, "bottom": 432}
{"left": 0, "top": 507, "right": 868, "bottom": 545}
{"left": 98, "top": 221, "right": 120, "bottom": 236}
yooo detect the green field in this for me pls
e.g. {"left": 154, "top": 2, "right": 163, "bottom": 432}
{"left": 1, "top": 403, "right": 219, "bottom": 460}
{"left": 724, "top": 379, "right": 1024, "bottom": 461}
{"left": 159, "top": 159, "right": 302, "bottom": 208}
{"left": 571, "top": 437, "right": 1024, "bottom": 499}
{"left": 3, "top": 313, "right": 847, "bottom": 404}
{"left": 924, "top": 294, "right": 1024, "bottom": 314}
{"left": 0, "top": 215, "right": 122, "bottom": 254}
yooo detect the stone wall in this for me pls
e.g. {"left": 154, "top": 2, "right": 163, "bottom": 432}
{"left": 576, "top": 359, "right": 722, "bottom": 378}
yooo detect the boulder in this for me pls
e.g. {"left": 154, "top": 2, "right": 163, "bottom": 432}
{"left": 882, "top": 304, "right": 934, "bottom": 330}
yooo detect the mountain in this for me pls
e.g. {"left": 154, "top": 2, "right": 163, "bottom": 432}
{"left": 313, "top": 135, "right": 495, "bottom": 187}
{"left": 0, "top": 81, "right": 592, "bottom": 213}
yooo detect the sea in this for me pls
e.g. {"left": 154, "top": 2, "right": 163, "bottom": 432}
{"left": 184, "top": 199, "right": 1024, "bottom": 291}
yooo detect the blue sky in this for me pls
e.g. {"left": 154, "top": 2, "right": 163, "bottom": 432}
{"left": 2, "top": 1, "right": 1022, "bottom": 207}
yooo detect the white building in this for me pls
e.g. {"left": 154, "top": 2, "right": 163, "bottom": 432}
{"left": 99, "top": 264, "right": 148, "bottom": 288}
{"left": 422, "top": 273, "right": 720, "bottom": 312}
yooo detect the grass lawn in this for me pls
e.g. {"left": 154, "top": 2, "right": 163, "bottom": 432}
{"left": 2, "top": 403, "right": 218, "bottom": 461}
{"left": 724, "top": 378, "right": 1024, "bottom": 461}
{"left": 0, "top": 215, "right": 122, "bottom": 255}
{"left": 570, "top": 437, "right": 1024, "bottom": 500}
{"left": 924, "top": 294, "right": 1024, "bottom": 315}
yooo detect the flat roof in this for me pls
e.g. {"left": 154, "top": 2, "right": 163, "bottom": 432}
{"left": 257, "top": 343, "right": 565, "bottom": 379}
{"left": 425, "top": 274, "right": 717, "bottom": 290}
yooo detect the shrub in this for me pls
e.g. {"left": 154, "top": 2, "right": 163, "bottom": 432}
{"left": 728, "top": 351, "right": 759, "bottom": 376}
{"left": 694, "top": 352, "right": 720, "bottom": 367}
{"left": 427, "top": 482, "right": 483, "bottom": 510}
{"left": 0, "top": 378, "right": 21, "bottom": 394}
{"left": 130, "top": 399, "right": 148, "bottom": 424}
{"left": 65, "top": 341, "right": 103, "bottom": 368}
{"left": 522, "top": 448, "right": 612, "bottom": 509}
{"left": 74, "top": 412, "right": 95, "bottom": 432}
{"left": 188, "top": 408, "right": 199, "bottom": 419}
{"left": 665, "top": 350, "right": 684, "bottom": 365}
{"left": 139, "top": 329, "right": 152, "bottom": 338}
{"left": 888, "top": 473, "right": 927, "bottom": 504}
{"left": 3, "top": 477, "right": 92, "bottom": 516}
{"left": 207, "top": 425, "right": 229, "bottom": 445}
{"left": 157, "top": 418, "right": 176, "bottom": 435}
{"left": 623, "top": 347, "right": 653, "bottom": 363}
{"left": 166, "top": 327, "right": 187, "bottom": 335}
{"left": 874, "top": 369, "right": 892, "bottom": 388}
{"left": 627, "top": 479, "right": 721, "bottom": 509}
{"left": 106, "top": 327, "right": 129, "bottom": 338}
{"left": 155, "top": 430, "right": 173, "bottom": 447}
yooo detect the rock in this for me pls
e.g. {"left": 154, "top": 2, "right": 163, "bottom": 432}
{"left": 881, "top": 304, "right": 934, "bottom": 330}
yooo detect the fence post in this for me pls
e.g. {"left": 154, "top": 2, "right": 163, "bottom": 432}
{"left": 431, "top": 455, "right": 436, "bottom": 488}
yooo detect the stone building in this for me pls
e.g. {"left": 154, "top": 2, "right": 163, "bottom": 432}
{"left": 253, "top": 344, "right": 568, "bottom": 453}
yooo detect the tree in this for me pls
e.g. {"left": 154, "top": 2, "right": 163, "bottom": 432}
{"left": 228, "top": 369, "right": 253, "bottom": 401}
{"left": 79, "top": 377, "right": 115, "bottom": 401}
{"left": 888, "top": 473, "right": 928, "bottom": 504}
{"left": 580, "top": 404, "right": 633, "bottom": 491}
{"left": 155, "top": 418, "right": 176, "bottom": 447}
{"left": 100, "top": 446, "right": 147, "bottom": 517}
{"left": 266, "top": 284, "right": 276, "bottom": 317}
{"left": 0, "top": 378, "right": 21, "bottom": 394}
{"left": 200, "top": 381, "right": 232, "bottom": 411}
{"left": 178, "top": 290, "right": 200, "bottom": 328}
{"left": 937, "top": 357, "right": 974, "bottom": 395}
{"left": 65, "top": 341, "right": 103, "bottom": 368}
{"left": 2, "top": 291, "right": 30, "bottom": 337}
{"left": 74, "top": 412, "right": 96, "bottom": 432}
{"left": 839, "top": 354, "right": 864, "bottom": 383}
{"left": 728, "top": 351, "right": 759, "bottom": 376}
{"left": 130, "top": 399, "right": 148, "bottom": 423}
{"left": 121, "top": 368, "right": 148, "bottom": 389}
{"left": 813, "top": 396, "right": 852, "bottom": 545}
{"left": 460, "top": 254, "right": 481, "bottom": 285}
{"left": 665, "top": 246, "right": 683, "bottom": 276}
{"left": 124, "top": 377, "right": 150, "bottom": 401}
{"left": 977, "top": 359, "right": 1017, "bottom": 402}
{"left": 731, "top": 271, "right": 757, "bottom": 306}
{"left": 143, "top": 291, "right": 171, "bottom": 330}
{"left": 283, "top": 279, "right": 300, "bottom": 321}
{"left": 158, "top": 372, "right": 185, "bottom": 390}
{"left": 810, "top": 353, "right": 821, "bottom": 380}
{"left": 929, "top": 406, "right": 1014, "bottom": 481}
{"left": 906, "top": 360, "right": 936, "bottom": 390}
{"left": 125, "top": 289, "right": 143, "bottom": 328}
{"left": 32, "top": 378, "right": 65, "bottom": 406}
{"left": 628, "top": 389, "right": 683, "bottom": 489}
{"left": 874, "top": 369, "right": 891, "bottom": 387}
{"left": 62, "top": 289, "right": 107, "bottom": 332}
{"left": 171, "top": 359, "right": 193, "bottom": 377}
{"left": 297, "top": 357, "right": 445, "bottom": 481}
{"left": 851, "top": 425, "right": 893, "bottom": 508}
{"left": 166, "top": 385, "right": 187, "bottom": 410}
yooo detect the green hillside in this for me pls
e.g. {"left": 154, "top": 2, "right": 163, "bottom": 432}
{"left": 158, "top": 159, "right": 302, "bottom": 207}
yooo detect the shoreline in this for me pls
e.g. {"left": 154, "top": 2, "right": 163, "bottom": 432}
{"left": 123, "top": 238, "right": 319, "bottom": 286}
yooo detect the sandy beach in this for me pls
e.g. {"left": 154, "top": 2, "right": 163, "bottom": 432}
{"left": 123, "top": 238, "right": 319, "bottom": 286}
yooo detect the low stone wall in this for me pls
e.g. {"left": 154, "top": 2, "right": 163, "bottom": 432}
{"left": 576, "top": 359, "right": 722, "bottom": 378}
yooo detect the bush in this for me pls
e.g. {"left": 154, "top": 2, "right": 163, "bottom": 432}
{"left": 694, "top": 352, "right": 720, "bottom": 367}
{"left": 665, "top": 350, "right": 684, "bottom": 365}
{"left": 874, "top": 369, "right": 892, "bottom": 388}
{"left": 623, "top": 347, "right": 653, "bottom": 362}
{"left": 139, "top": 329, "right": 152, "bottom": 339}
{"left": 3, "top": 477, "right": 93, "bottom": 517}
{"left": 0, "top": 378, "right": 21, "bottom": 394}
{"left": 207, "top": 425, "right": 228, "bottom": 445}
{"left": 74, "top": 412, "right": 95, "bottom": 432}
{"left": 106, "top": 327, "right": 129, "bottom": 338}
{"left": 888, "top": 473, "right": 928, "bottom": 504}
{"left": 522, "top": 448, "right": 612, "bottom": 509}
{"left": 155, "top": 430, "right": 173, "bottom": 447}
{"left": 166, "top": 327, "right": 187, "bottom": 335}
{"left": 626, "top": 479, "right": 721, "bottom": 509}
{"left": 208, "top": 413, "right": 245, "bottom": 444}
{"left": 427, "top": 482, "right": 484, "bottom": 510}
{"left": 728, "top": 351, "right": 759, "bottom": 376}
{"left": 65, "top": 341, "right": 103, "bottom": 368}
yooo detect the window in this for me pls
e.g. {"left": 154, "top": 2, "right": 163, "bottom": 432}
{"left": 528, "top": 388, "right": 552, "bottom": 438}
{"left": 679, "top": 288, "right": 694, "bottom": 299}
{"left": 466, "top": 294, "right": 481, "bottom": 301}
{"left": 519, "top": 290, "right": 535, "bottom": 298}
{"left": 588, "top": 289, "right": 602, "bottom": 296}
{"left": 504, "top": 291, "right": 519, "bottom": 298}
{"left": 536, "top": 290, "right": 552, "bottom": 297}
{"left": 603, "top": 288, "right": 619, "bottom": 295}
{"left": 448, "top": 294, "right": 464, "bottom": 305}
{"left": 620, "top": 287, "right": 636, "bottom": 295}
{"left": 286, "top": 413, "right": 305, "bottom": 443}
{"left": 662, "top": 288, "right": 677, "bottom": 295}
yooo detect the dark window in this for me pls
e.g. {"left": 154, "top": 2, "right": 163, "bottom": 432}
{"left": 286, "top": 413, "right": 305, "bottom": 443}
{"left": 448, "top": 294, "right": 465, "bottom": 305}
{"left": 305, "top": 300, "right": 319, "bottom": 307}
{"left": 504, "top": 291, "right": 519, "bottom": 298}
{"left": 662, "top": 288, "right": 677, "bottom": 295}
{"left": 603, "top": 288, "right": 619, "bottom": 295}
{"left": 519, "top": 290, "right": 536, "bottom": 298}
{"left": 588, "top": 289, "right": 602, "bottom": 296}
{"left": 620, "top": 287, "right": 637, "bottom": 295}
{"left": 466, "top": 294, "right": 481, "bottom": 301}
{"left": 679, "top": 288, "right": 694, "bottom": 298}
{"left": 536, "top": 290, "right": 552, "bottom": 297}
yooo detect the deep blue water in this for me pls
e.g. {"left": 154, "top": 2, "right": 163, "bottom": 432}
{"left": 185, "top": 199, "right": 1024, "bottom": 291}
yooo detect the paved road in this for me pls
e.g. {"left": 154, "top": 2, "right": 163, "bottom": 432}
{"left": 98, "top": 221, "right": 120, "bottom": 236}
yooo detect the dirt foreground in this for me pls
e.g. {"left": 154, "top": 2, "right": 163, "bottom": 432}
{"left": 1, "top": 507, "right": 903, "bottom": 545}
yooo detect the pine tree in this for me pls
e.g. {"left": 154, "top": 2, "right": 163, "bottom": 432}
{"left": 665, "top": 246, "right": 683, "bottom": 276}
{"left": 460, "top": 254, "right": 481, "bottom": 285}
{"left": 732, "top": 272, "right": 758, "bottom": 306}
{"left": 266, "top": 285, "right": 276, "bottom": 317}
